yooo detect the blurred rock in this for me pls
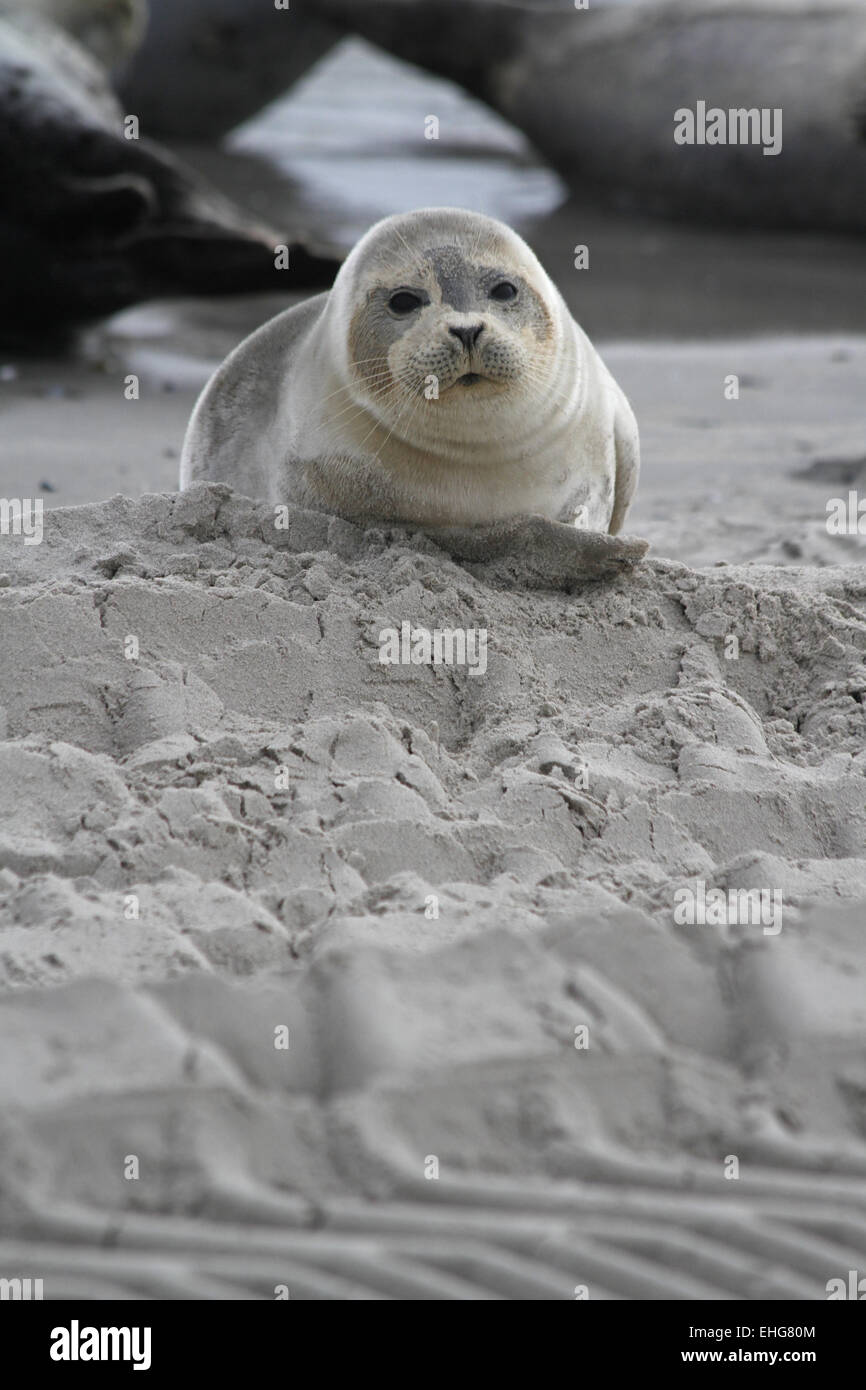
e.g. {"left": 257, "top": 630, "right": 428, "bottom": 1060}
{"left": 0, "top": 6, "right": 338, "bottom": 345}
{"left": 122, "top": 0, "right": 342, "bottom": 138}
{"left": 314, "top": 0, "right": 866, "bottom": 233}
{"left": 14, "top": 0, "right": 148, "bottom": 70}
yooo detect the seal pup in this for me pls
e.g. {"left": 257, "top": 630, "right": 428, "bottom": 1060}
{"left": 181, "top": 208, "right": 646, "bottom": 579}
{"left": 0, "top": 5, "right": 338, "bottom": 344}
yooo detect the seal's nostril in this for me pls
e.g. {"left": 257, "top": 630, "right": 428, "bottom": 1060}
{"left": 448, "top": 323, "right": 484, "bottom": 350}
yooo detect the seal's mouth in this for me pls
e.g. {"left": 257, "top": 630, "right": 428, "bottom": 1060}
{"left": 457, "top": 373, "right": 483, "bottom": 386}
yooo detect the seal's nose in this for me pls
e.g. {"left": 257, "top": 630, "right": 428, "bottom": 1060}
{"left": 448, "top": 323, "right": 484, "bottom": 350}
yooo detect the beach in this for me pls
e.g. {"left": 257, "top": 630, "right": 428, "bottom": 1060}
{"left": 1, "top": 38, "right": 865, "bottom": 1300}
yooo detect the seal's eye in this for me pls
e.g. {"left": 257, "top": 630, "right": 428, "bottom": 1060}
{"left": 489, "top": 281, "right": 518, "bottom": 303}
{"left": 388, "top": 291, "right": 424, "bottom": 315}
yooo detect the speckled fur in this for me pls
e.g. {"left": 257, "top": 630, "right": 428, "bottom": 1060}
{"left": 181, "top": 207, "right": 640, "bottom": 533}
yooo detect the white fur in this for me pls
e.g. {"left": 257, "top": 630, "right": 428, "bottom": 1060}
{"left": 181, "top": 208, "right": 639, "bottom": 532}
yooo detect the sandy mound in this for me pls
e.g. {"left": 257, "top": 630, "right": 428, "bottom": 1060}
{"left": 1, "top": 484, "right": 865, "bottom": 1298}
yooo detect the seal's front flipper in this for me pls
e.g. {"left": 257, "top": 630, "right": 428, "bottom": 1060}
{"left": 423, "top": 515, "right": 649, "bottom": 588}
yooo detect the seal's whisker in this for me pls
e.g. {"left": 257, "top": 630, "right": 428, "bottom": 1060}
{"left": 359, "top": 370, "right": 423, "bottom": 465}
{"left": 294, "top": 371, "right": 397, "bottom": 430}
{"left": 323, "top": 386, "right": 405, "bottom": 433}
{"left": 309, "top": 370, "right": 394, "bottom": 415}
{"left": 325, "top": 372, "right": 396, "bottom": 407}
{"left": 320, "top": 381, "right": 402, "bottom": 431}
{"left": 366, "top": 392, "right": 426, "bottom": 476}
{"left": 351, "top": 379, "right": 414, "bottom": 459}
{"left": 519, "top": 375, "right": 577, "bottom": 409}
{"left": 337, "top": 375, "right": 410, "bottom": 450}
{"left": 519, "top": 366, "right": 581, "bottom": 413}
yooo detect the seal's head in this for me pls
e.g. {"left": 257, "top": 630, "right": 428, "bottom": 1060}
{"left": 325, "top": 208, "right": 567, "bottom": 448}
